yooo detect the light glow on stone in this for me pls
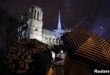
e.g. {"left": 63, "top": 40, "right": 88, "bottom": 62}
{"left": 51, "top": 51, "right": 55, "bottom": 61}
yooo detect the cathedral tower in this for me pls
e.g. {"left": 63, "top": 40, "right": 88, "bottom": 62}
{"left": 27, "top": 5, "right": 43, "bottom": 41}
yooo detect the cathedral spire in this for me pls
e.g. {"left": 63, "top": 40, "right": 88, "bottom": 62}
{"left": 53, "top": 11, "right": 64, "bottom": 35}
{"left": 57, "top": 11, "right": 62, "bottom": 31}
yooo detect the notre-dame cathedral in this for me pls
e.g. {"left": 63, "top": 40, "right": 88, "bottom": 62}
{"left": 17, "top": 5, "right": 71, "bottom": 46}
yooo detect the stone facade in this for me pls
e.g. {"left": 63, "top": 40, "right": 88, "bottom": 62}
{"left": 17, "top": 5, "right": 71, "bottom": 46}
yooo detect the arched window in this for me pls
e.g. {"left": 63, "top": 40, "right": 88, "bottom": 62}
{"left": 34, "top": 10, "right": 36, "bottom": 19}
{"left": 30, "top": 7, "right": 34, "bottom": 18}
{"left": 37, "top": 11, "right": 39, "bottom": 20}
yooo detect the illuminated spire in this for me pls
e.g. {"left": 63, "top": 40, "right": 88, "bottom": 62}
{"left": 57, "top": 11, "right": 62, "bottom": 31}
{"left": 54, "top": 11, "right": 64, "bottom": 36}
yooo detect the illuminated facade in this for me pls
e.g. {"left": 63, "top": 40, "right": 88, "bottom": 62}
{"left": 17, "top": 5, "right": 71, "bottom": 46}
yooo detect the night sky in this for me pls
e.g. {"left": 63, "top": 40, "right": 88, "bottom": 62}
{"left": 0, "top": 0, "right": 100, "bottom": 29}
{"left": 0, "top": 0, "right": 110, "bottom": 42}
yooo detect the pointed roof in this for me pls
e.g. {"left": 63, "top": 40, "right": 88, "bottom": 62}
{"left": 61, "top": 30, "right": 110, "bottom": 67}
{"left": 57, "top": 11, "right": 62, "bottom": 31}
{"left": 53, "top": 11, "right": 65, "bottom": 37}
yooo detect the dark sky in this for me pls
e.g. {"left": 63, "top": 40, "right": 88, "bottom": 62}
{"left": 0, "top": 0, "right": 101, "bottom": 29}
{"left": 0, "top": 0, "right": 110, "bottom": 40}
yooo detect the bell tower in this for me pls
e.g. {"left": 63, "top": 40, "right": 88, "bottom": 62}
{"left": 27, "top": 5, "right": 43, "bottom": 41}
